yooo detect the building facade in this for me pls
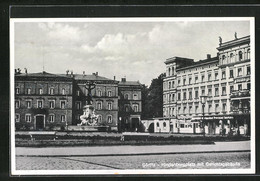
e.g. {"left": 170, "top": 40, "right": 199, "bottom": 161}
{"left": 15, "top": 71, "right": 142, "bottom": 132}
{"left": 163, "top": 35, "right": 251, "bottom": 135}
{"left": 118, "top": 78, "right": 142, "bottom": 132}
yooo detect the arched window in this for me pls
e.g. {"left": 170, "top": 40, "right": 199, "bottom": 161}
{"left": 172, "top": 67, "right": 174, "bottom": 75}
{"left": 124, "top": 94, "right": 129, "bottom": 100}
{"left": 238, "top": 51, "right": 243, "bottom": 61}
{"left": 156, "top": 122, "right": 160, "bottom": 127}
{"left": 230, "top": 53, "right": 234, "bottom": 63}
{"left": 163, "top": 122, "right": 166, "bottom": 128}
{"left": 222, "top": 55, "right": 226, "bottom": 64}
{"left": 168, "top": 67, "right": 171, "bottom": 76}
{"left": 107, "top": 115, "right": 112, "bottom": 123}
{"left": 247, "top": 49, "right": 250, "bottom": 60}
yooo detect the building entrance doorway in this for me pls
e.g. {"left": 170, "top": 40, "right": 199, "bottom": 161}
{"left": 36, "top": 115, "right": 44, "bottom": 130}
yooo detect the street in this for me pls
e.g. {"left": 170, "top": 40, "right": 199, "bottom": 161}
{"left": 15, "top": 141, "right": 251, "bottom": 170}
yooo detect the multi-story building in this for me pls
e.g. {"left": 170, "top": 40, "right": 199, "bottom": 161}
{"left": 118, "top": 78, "right": 142, "bottom": 132}
{"left": 14, "top": 71, "right": 142, "bottom": 132}
{"left": 163, "top": 35, "right": 251, "bottom": 135}
{"left": 15, "top": 71, "right": 73, "bottom": 131}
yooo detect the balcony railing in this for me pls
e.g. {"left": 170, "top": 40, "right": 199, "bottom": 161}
{"left": 230, "top": 90, "right": 250, "bottom": 98}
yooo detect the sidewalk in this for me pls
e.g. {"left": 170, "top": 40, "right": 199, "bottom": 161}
{"left": 16, "top": 140, "right": 250, "bottom": 157}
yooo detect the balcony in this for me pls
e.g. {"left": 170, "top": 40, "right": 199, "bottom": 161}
{"left": 230, "top": 90, "right": 250, "bottom": 99}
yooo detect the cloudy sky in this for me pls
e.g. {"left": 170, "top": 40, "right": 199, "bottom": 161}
{"left": 14, "top": 19, "right": 250, "bottom": 86}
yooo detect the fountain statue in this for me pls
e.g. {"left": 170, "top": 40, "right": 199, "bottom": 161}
{"left": 79, "top": 80, "right": 100, "bottom": 126}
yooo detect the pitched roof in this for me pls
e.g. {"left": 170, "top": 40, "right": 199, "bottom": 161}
{"left": 66, "top": 74, "right": 113, "bottom": 81}
{"left": 15, "top": 71, "right": 73, "bottom": 79}
{"left": 119, "top": 81, "right": 142, "bottom": 86}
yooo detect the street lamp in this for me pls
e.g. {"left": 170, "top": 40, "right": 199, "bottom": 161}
{"left": 200, "top": 95, "right": 208, "bottom": 136}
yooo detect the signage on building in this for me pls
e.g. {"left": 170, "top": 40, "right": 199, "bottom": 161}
{"left": 191, "top": 115, "right": 234, "bottom": 121}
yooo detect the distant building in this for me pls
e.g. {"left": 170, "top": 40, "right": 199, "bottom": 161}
{"left": 118, "top": 78, "right": 142, "bottom": 132}
{"left": 14, "top": 71, "right": 142, "bottom": 132}
{"left": 163, "top": 35, "right": 251, "bottom": 135}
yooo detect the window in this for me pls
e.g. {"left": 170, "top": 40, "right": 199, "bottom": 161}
{"left": 222, "top": 71, "right": 226, "bottom": 79}
{"left": 222, "top": 55, "right": 226, "bottom": 64}
{"left": 27, "top": 88, "right": 31, "bottom": 95}
{"left": 178, "top": 107, "right": 181, "bottom": 114}
{"left": 169, "top": 94, "right": 171, "bottom": 102}
{"left": 189, "top": 91, "right": 192, "bottom": 100}
{"left": 172, "top": 67, "right": 174, "bottom": 75}
{"left": 172, "top": 108, "right": 175, "bottom": 116}
{"left": 247, "top": 66, "right": 250, "bottom": 75}
{"left": 172, "top": 81, "right": 175, "bottom": 88}
{"left": 201, "top": 89, "right": 205, "bottom": 96}
{"left": 98, "top": 115, "right": 102, "bottom": 123}
{"left": 62, "top": 88, "right": 65, "bottom": 95}
{"left": 238, "top": 68, "right": 242, "bottom": 76}
{"left": 108, "top": 91, "right": 112, "bottom": 97}
{"left": 124, "top": 94, "right": 129, "bottom": 99}
{"left": 60, "top": 100, "right": 66, "bottom": 109}
{"left": 169, "top": 82, "right": 171, "bottom": 89}
{"left": 15, "top": 114, "right": 20, "bottom": 122}
{"left": 208, "top": 74, "right": 211, "bottom": 81}
{"left": 183, "top": 107, "right": 186, "bottom": 114}
{"left": 201, "top": 75, "right": 205, "bottom": 82}
{"left": 49, "top": 100, "right": 55, "bottom": 109}
{"left": 230, "top": 70, "right": 233, "bottom": 78}
{"left": 247, "top": 83, "right": 251, "bottom": 90}
{"left": 222, "top": 103, "right": 227, "bottom": 112}
{"left": 222, "top": 87, "right": 226, "bottom": 95}
{"left": 49, "top": 114, "right": 55, "bottom": 123}
{"left": 168, "top": 67, "right": 171, "bottom": 76}
{"left": 39, "top": 88, "right": 43, "bottom": 95}
{"left": 98, "top": 90, "right": 102, "bottom": 97}
{"left": 215, "top": 87, "right": 219, "bottom": 96}
{"left": 26, "top": 100, "right": 32, "bottom": 108}
{"left": 25, "top": 114, "right": 31, "bottom": 122}
{"left": 230, "top": 53, "right": 234, "bottom": 63}
{"left": 77, "top": 91, "right": 80, "bottom": 96}
{"left": 238, "top": 84, "right": 242, "bottom": 91}
{"left": 108, "top": 102, "right": 112, "bottom": 110}
{"left": 238, "top": 51, "right": 243, "bottom": 61}
{"left": 15, "top": 88, "right": 20, "bottom": 94}
{"left": 195, "top": 106, "right": 198, "bottom": 114}
{"left": 195, "top": 76, "right": 198, "bottom": 83}
{"left": 247, "top": 49, "right": 250, "bottom": 59}
{"left": 183, "top": 92, "right": 186, "bottom": 100}
{"left": 15, "top": 100, "right": 20, "bottom": 109}
{"left": 208, "top": 104, "right": 212, "bottom": 113}
{"left": 189, "top": 106, "right": 192, "bottom": 114}
{"left": 189, "top": 77, "right": 192, "bottom": 84}
{"left": 76, "top": 101, "right": 81, "bottom": 110}
{"left": 107, "top": 115, "right": 112, "bottom": 123}
{"left": 133, "top": 104, "right": 139, "bottom": 112}
{"left": 180, "top": 124, "right": 184, "bottom": 128}
{"left": 195, "top": 90, "right": 198, "bottom": 98}
{"left": 97, "top": 102, "right": 102, "bottom": 110}
{"left": 157, "top": 122, "right": 160, "bottom": 127}
{"left": 230, "top": 86, "right": 234, "bottom": 94}
{"left": 49, "top": 88, "right": 54, "bottom": 95}
{"left": 208, "top": 88, "right": 212, "bottom": 96}
{"left": 183, "top": 79, "right": 186, "bottom": 85}
{"left": 178, "top": 93, "right": 181, "bottom": 101}
{"left": 215, "top": 72, "right": 218, "bottom": 80}
{"left": 178, "top": 79, "right": 181, "bottom": 85}
{"left": 215, "top": 104, "right": 219, "bottom": 113}
{"left": 163, "top": 122, "right": 166, "bottom": 128}
{"left": 172, "top": 94, "right": 175, "bottom": 101}
{"left": 61, "top": 115, "right": 66, "bottom": 122}
{"left": 37, "top": 100, "right": 43, "bottom": 108}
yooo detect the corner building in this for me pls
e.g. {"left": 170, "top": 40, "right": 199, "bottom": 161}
{"left": 163, "top": 35, "right": 251, "bottom": 135}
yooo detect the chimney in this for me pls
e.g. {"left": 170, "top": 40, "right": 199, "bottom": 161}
{"left": 92, "top": 73, "right": 96, "bottom": 75}
{"left": 121, "top": 78, "right": 126, "bottom": 82}
{"left": 207, "top": 54, "right": 211, "bottom": 59}
{"left": 66, "top": 70, "right": 69, "bottom": 75}
{"left": 114, "top": 76, "right": 116, "bottom": 80}
{"left": 24, "top": 68, "right": 27, "bottom": 74}
{"left": 96, "top": 72, "right": 98, "bottom": 76}
{"left": 83, "top": 71, "right": 85, "bottom": 76}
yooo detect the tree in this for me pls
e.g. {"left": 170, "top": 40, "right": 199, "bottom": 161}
{"left": 141, "top": 73, "right": 166, "bottom": 119}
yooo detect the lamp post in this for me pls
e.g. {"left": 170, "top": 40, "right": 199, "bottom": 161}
{"left": 200, "top": 95, "right": 208, "bottom": 136}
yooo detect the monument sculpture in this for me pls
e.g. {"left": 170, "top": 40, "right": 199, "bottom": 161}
{"left": 79, "top": 80, "right": 100, "bottom": 126}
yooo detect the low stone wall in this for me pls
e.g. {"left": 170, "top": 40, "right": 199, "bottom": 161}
{"left": 67, "top": 125, "right": 109, "bottom": 132}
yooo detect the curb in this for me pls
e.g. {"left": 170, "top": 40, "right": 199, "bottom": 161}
{"left": 16, "top": 149, "right": 250, "bottom": 157}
